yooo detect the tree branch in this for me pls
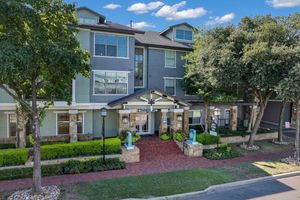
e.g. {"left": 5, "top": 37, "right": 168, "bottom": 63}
{"left": 0, "top": 84, "right": 34, "bottom": 114}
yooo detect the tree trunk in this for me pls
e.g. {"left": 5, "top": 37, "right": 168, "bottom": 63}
{"left": 31, "top": 85, "right": 42, "bottom": 194}
{"left": 295, "top": 101, "right": 300, "bottom": 161}
{"left": 204, "top": 100, "right": 209, "bottom": 133}
{"left": 16, "top": 106, "right": 28, "bottom": 148}
{"left": 278, "top": 101, "right": 287, "bottom": 143}
{"left": 248, "top": 94, "right": 272, "bottom": 147}
{"left": 247, "top": 105, "right": 255, "bottom": 133}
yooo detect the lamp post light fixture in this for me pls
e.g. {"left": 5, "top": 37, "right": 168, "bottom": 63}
{"left": 100, "top": 107, "right": 108, "bottom": 164}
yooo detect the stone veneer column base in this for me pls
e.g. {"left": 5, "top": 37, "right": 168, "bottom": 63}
{"left": 120, "top": 146, "right": 140, "bottom": 163}
{"left": 183, "top": 142, "right": 203, "bottom": 157}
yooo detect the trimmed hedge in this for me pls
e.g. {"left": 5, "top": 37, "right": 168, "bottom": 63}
{"left": 173, "top": 133, "right": 184, "bottom": 142}
{"left": 0, "top": 148, "right": 29, "bottom": 167}
{"left": 41, "top": 138, "right": 121, "bottom": 160}
{"left": 219, "top": 127, "right": 274, "bottom": 137}
{"left": 0, "top": 158, "right": 125, "bottom": 181}
{"left": 196, "top": 134, "right": 220, "bottom": 145}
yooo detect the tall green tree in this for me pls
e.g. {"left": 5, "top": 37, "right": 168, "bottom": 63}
{"left": 185, "top": 29, "right": 240, "bottom": 133}
{"left": 208, "top": 14, "right": 300, "bottom": 147}
{"left": 0, "top": 0, "right": 89, "bottom": 193}
{"left": 278, "top": 64, "right": 300, "bottom": 161}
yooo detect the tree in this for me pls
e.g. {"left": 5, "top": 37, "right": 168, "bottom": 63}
{"left": 206, "top": 14, "right": 300, "bottom": 147}
{"left": 185, "top": 29, "right": 240, "bottom": 133}
{"left": 278, "top": 101, "right": 288, "bottom": 142}
{"left": 279, "top": 64, "right": 300, "bottom": 161}
{"left": 0, "top": 0, "right": 89, "bottom": 193}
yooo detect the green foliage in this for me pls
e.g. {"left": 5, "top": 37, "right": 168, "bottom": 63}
{"left": 279, "top": 64, "right": 300, "bottom": 102}
{"left": 0, "top": 148, "right": 29, "bottom": 167}
{"left": 120, "top": 131, "right": 141, "bottom": 144}
{"left": 0, "top": 143, "right": 15, "bottom": 149}
{"left": 0, "top": 158, "right": 124, "bottom": 181}
{"left": 41, "top": 138, "right": 121, "bottom": 160}
{"left": 160, "top": 133, "right": 170, "bottom": 141}
{"left": 204, "top": 144, "right": 241, "bottom": 160}
{"left": 196, "top": 134, "right": 219, "bottom": 145}
{"left": 173, "top": 133, "right": 184, "bottom": 142}
{"left": 219, "top": 127, "right": 273, "bottom": 137}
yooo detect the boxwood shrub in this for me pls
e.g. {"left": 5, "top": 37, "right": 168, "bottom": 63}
{"left": 0, "top": 148, "right": 29, "bottom": 167}
{"left": 196, "top": 134, "right": 219, "bottom": 145}
{"left": 41, "top": 138, "right": 121, "bottom": 160}
{"left": 0, "top": 158, "right": 125, "bottom": 181}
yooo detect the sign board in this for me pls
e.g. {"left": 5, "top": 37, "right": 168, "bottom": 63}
{"left": 285, "top": 122, "right": 290, "bottom": 129}
{"left": 210, "top": 121, "right": 218, "bottom": 136}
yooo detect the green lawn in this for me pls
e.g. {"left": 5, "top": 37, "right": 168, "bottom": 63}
{"left": 61, "top": 161, "right": 300, "bottom": 200}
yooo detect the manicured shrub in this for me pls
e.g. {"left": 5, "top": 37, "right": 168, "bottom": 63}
{"left": 160, "top": 133, "right": 170, "bottom": 141}
{"left": 196, "top": 134, "right": 219, "bottom": 145}
{"left": 219, "top": 127, "right": 273, "bottom": 137}
{"left": 0, "top": 144, "right": 15, "bottom": 149}
{"left": 41, "top": 138, "right": 121, "bottom": 160}
{"left": 0, "top": 158, "right": 125, "bottom": 181}
{"left": 0, "top": 148, "right": 29, "bottom": 167}
{"left": 173, "top": 133, "right": 184, "bottom": 142}
{"left": 204, "top": 144, "right": 241, "bottom": 160}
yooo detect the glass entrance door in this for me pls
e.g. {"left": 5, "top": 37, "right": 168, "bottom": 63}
{"left": 136, "top": 113, "right": 150, "bottom": 135}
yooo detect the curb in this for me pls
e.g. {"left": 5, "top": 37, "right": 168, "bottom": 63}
{"left": 124, "top": 170, "right": 300, "bottom": 200}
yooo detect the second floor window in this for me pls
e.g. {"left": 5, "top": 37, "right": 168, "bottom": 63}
{"left": 165, "top": 50, "right": 176, "bottom": 68}
{"left": 134, "top": 48, "right": 144, "bottom": 87}
{"left": 94, "top": 71, "right": 128, "bottom": 95}
{"left": 95, "top": 33, "right": 128, "bottom": 58}
{"left": 164, "top": 78, "right": 176, "bottom": 96}
{"left": 176, "top": 29, "right": 193, "bottom": 41}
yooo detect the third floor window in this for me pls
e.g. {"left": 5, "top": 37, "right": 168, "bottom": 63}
{"left": 95, "top": 33, "right": 128, "bottom": 58}
{"left": 175, "top": 29, "right": 193, "bottom": 41}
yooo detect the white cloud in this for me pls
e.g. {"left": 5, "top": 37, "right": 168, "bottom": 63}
{"left": 127, "top": 1, "right": 164, "bottom": 14}
{"left": 130, "top": 21, "right": 156, "bottom": 29}
{"left": 267, "top": 0, "right": 300, "bottom": 8}
{"left": 104, "top": 3, "right": 121, "bottom": 10}
{"left": 205, "top": 13, "right": 235, "bottom": 26}
{"left": 154, "top": 1, "right": 207, "bottom": 21}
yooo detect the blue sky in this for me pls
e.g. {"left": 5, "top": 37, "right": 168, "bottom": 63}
{"left": 64, "top": 0, "right": 300, "bottom": 31}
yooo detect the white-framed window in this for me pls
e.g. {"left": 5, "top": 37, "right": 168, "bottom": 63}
{"left": 8, "top": 114, "right": 17, "bottom": 137}
{"left": 175, "top": 29, "right": 193, "bottom": 41}
{"left": 134, "top": 47, "right": 144, "bottom": 87}
{"left": 94, "top": 71, "right": 128, "bottom": 95}
{"left": 94, "top": 33, "right": 128, "bottom": 58}
{"left": 165, "top": 50, "right": 176, "bottom": 68}
{"left": 79, "top": 17, "right": 98, "bottom": 25}
{"left": 57, "top": 113, "right": 83, "bottom": 135}
{"left": 164, "top": 78, "right": 176, "bottom": 96}
{"left": 189, "top": 110, "right": 202, "bottom": 125}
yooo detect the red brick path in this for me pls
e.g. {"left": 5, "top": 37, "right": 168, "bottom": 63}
{"left": 0, "top": 137, "right": 293, "bottom": 192}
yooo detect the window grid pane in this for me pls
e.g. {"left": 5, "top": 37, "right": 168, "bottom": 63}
{"left": 95, "top": 33, "right": 128, "bottom": 57}
{"left": 165, "top": 51, "right": 176, "bottom": 67}
{"left": 165, "top": 79, "right": 176, "bottom": 95}
{"left": 94, "top": 71, "right": 128, "bottom": 95}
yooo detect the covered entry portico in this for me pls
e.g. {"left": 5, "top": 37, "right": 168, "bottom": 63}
{"left": 108, "top": 89, "right": 190, "bottom": 136}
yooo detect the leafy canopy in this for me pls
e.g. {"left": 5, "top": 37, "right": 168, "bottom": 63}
{"left": 0, "top": 0, "right": 90, "bottom": 109}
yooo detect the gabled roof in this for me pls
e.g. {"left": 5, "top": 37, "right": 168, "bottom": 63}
{"left": 76, "top": 7, "right": 106, "bottom": 23}
{"left": 135, "top": 31, "right": 192, "bottom": 50}
{"left": 77, "top": 22, "right": 144, "bottom": 35}
{"left": 160, "top": 22, "right": 194, "bottom": 35}
{"left": 108, "top": 88, "right": 191, "bottom": 108}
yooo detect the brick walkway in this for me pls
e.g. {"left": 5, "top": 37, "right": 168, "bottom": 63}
{"left": 0, "top": 137, "right": 293, "bottom": 192}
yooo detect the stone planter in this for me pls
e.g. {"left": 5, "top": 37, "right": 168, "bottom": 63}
{"left": 120, "top": 146, "right": 140, "bottom": 163}
{"left": 183, "top": 141, "right": 203, "bottom": 157}
{"left": 220, "top": 132, "right": 278, "bottom": 144}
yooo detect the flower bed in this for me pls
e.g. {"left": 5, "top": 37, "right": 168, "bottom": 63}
{"left": 203, "top": 144, "right": 241, "bottom": 160}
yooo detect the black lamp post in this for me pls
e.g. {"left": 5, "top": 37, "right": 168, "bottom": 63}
{"left": 100, "top": 107, "right": 108, "bottom": 164}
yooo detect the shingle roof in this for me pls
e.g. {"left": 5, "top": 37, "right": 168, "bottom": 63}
{"left": 76, "top": 7, "right": 106, "bottom": 23}
{"left": 77, "top": 22, "right": 145, "bottom": 35}
{"left": 134, "top": 31, "right": 192, "bottom": 50}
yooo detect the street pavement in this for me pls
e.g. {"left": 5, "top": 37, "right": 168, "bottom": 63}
{"left": 174, "top": 175, "right": 300, "bottom": 200}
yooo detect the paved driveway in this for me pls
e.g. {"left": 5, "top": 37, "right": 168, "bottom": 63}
{"left": 174, "top": 175, "right": 300, "bottom": 200}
